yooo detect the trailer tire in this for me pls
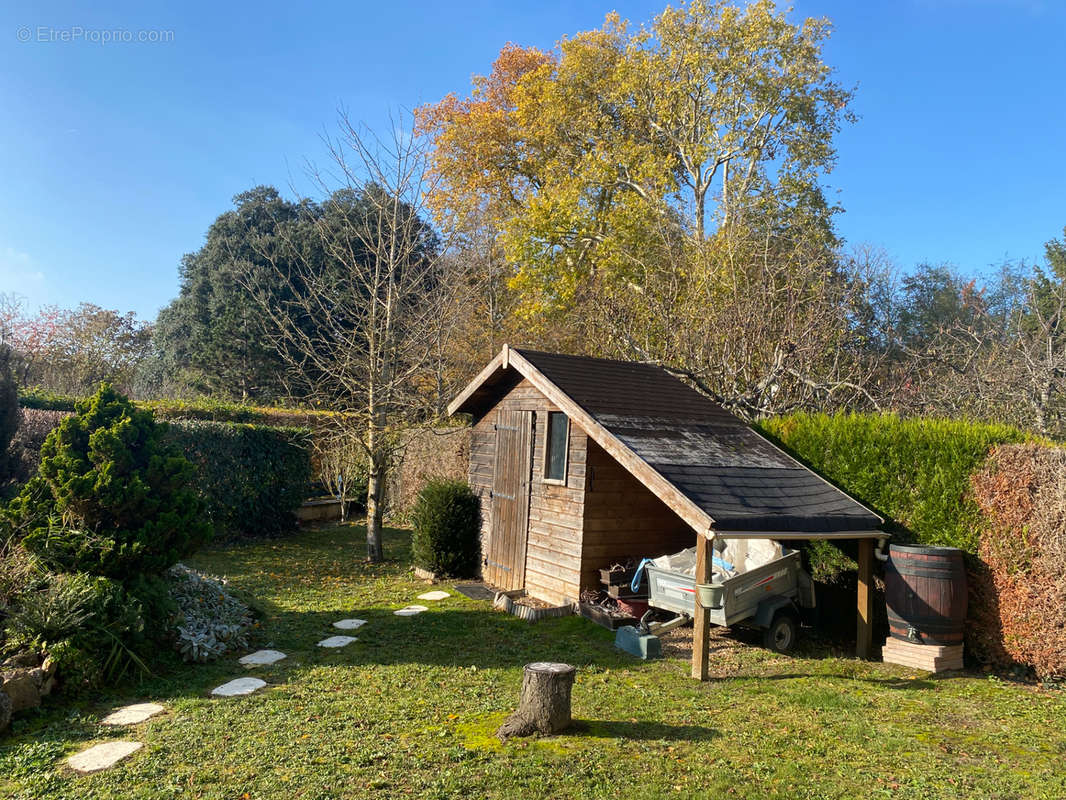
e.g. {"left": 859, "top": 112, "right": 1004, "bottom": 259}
{"left": 763, "top": 611, "right": 798, "bottom": 653}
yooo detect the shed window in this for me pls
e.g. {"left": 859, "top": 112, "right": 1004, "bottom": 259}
{"left": 544, "top": 411, "right": 569, "bottom": 483}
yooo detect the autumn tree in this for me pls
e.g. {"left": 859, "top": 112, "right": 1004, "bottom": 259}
{"left": 417, "top": 0, "right": 853, "bottom": 319}
{"left": 0, "top": 296, "right": 150, "bottom": 396}
{"left": 417, "top": 1, "right": 863, "bottom": 416}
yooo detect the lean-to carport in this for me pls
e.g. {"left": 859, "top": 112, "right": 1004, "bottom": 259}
{"left": 449, "top": 346, "right": 887, "bottom": 677}
{"left": 687, "top": 529, "right": 888, "bottom": 680}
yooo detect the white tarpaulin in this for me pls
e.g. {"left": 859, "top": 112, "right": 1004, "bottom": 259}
{"left": 651, "top": 539, "right": 785, "bottom": 582}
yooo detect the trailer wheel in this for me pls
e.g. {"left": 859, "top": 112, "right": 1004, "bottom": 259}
{"left": 763, "top": 611, "right": 798, "bottom": 653}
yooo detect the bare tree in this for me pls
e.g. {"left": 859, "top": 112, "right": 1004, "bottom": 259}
{"left": 581, "top": 212, "right": 883, "bottom": 419}
{"left": 239, "top": 111, "right": 457, "bottom": 561}
{"left": 1008, "top": 276, "right": 1066, "bottom": 435}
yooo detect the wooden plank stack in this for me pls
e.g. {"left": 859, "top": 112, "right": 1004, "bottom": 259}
{"left": 882, "top": 638, "right": 964, "bottom": 673}
{"left": 599, "top": 564, "right": 647, "bottom": 600}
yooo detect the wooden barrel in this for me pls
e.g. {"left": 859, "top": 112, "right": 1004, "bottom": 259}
{"left": 885, "top": 544, "right": 967, "bottom": 645}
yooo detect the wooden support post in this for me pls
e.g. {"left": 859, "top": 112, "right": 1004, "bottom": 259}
{"left": 691, "top": 533, "right": 713, "bottom": 681}
{"left": 856, "top": 538, "right": 874, "bottom": 660}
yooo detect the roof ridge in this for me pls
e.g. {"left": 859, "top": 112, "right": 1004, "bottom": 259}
{"left": 511, "top": 347, "right": 673, "bottom": 371}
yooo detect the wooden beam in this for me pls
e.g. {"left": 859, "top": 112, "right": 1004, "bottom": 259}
{"left": 856, "top": 537, "right": 874, "bottom": 660}
{"left": 691, "top": 533, "right": 713, "bottom": 681}
{"left": 447, "top": 348, "right": 506, "bottom": 417}
{"left": 711, "top": 530, "right": 886, "bottom": 541}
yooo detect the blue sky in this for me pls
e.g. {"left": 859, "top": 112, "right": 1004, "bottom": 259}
{"left": 1, "top": 0, "right": 1064, "bottom": 320}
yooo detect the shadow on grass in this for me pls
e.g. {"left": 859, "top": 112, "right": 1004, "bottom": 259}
{"left": 707, "top": 671, "right": 944, "bottom": 690}
{"left": 573, "top": 719, "right": 720, "bottom": 742}
{"left": 255, "top": 606, "right": 629, "bottom": 672}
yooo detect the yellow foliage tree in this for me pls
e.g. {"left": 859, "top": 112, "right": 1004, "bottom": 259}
{"left": 417, "top": 0, "right": 853, "bottom": 321}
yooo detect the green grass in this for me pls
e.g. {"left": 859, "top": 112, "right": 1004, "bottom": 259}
{"left": 2, "top": 525, "right": 1064, "bottom": 799}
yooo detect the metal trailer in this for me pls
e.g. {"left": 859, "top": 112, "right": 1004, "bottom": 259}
{"left": 643, "top": 550, "right": 816, "bottom": 652}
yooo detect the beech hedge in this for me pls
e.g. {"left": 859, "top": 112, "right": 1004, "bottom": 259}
{"left": 971, "top": 445, "right": 1066, "bottom": 680}
{"left": 162, "top": 420, "right": 312, "bottom": 541}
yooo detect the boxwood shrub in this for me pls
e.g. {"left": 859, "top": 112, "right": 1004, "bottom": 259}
{"left": 411, "top": 479, "right": 481, "bottom": 578}
{"left": 163, "top": 420, "right": 312, "bottom": 541}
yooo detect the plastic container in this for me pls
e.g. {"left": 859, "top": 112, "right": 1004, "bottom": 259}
{"left": 696, "top": 583, "right": 725, "bottom": 609}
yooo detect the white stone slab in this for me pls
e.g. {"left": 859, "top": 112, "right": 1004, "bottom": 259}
{"left": 68, "top": 741, "right": 143, "bottom": 774}
{"left": 100, "top": 703, "right": 165, "bottom": 726}
{"left": 210, "top": 677, "right": 266, "bottom": 697}
{"left": 417, "top": 590, "right": 451, "bottom": 601}
{"left": 238, "top": 649, "right": 287, "bottom": 667}
{"left": 332, "top": 618, "right": 367, "bottom": 630}
{"left": 317, "top": 635, "right": 357, "bottom": 648}
{"left": 393, "top": 605, "right": 429, "bottom": 616}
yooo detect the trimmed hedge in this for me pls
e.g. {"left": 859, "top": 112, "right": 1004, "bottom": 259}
{"left": 757, "top": 413, "right": 1030, "bottom": 553}
{"left": 18, "top": 387, "right": 333, "bottom": 428}
{"left": 16, "top": 387, "right": 75, "bottom": 412}
{"left": 971, "top": 445, "right": 1066, "bottom": 680}
{"left": 411, "top": 479, "right": 481, "bottom": 578}
{"left": 8, "top": 408, "right": 315, "bottom": 541}
{"left": 162, "top": 420, "right": 312, "bottom": 541}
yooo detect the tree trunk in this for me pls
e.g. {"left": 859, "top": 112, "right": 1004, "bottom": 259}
{"left": 365, "top": 458, "right": 385, "bottom": 562}
{"left": 496, "top": 662, "right": 576, "bottom": 742}
{"left": 364, "top": 408, "right": 385, "bottom": 562}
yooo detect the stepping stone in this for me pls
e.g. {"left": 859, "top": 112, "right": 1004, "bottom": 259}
{"left": 67, "top": 741, "right": 142, "bottom": 774}
{"left": 239, "top": 649, "right": 287, "bottom": 667}
{"left": 417, "top": 590, "right": 451, "bottom": 601}
{"left": 101, "top": 703, "right": 165, "bottom": 726}
{"left": 210, "top": 677, "right": 266, "bottom": 697}
{"left": 317, "top": 635, "right": 357, "bottom": 648}
{"left": 394, "top": 605, "right": 429, "bottom": 616}
{"left": 332, "top": 618, "right": 367, "bottom": 630}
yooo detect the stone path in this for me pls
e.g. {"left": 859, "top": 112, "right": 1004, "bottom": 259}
{"left": 66, "top": 592, "right": 457, "bottom": 774}
{"left": 417, "top": 590, "right": 451, "bottom": 601}
{"left": 67, "top": 741, "right": 143, "bottom": 774}
{"left": 101, "top": 703, "right": 165, "bottom": 727}
{"left": 210, "top": 677, "right": 267, "bottom": 697}
{"left": 239, "top": 649, "right": 287, "bottom": 667}
{"left": 332, "top": 618, "right": 367, "bottom": 630}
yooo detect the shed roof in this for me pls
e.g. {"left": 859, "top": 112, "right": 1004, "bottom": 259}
{"left": 449, "top": 346, "right": 883, "bottom": 536}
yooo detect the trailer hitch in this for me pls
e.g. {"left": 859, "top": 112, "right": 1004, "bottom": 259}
{"left": 638, "top": 611, "right": 691, "bottom": 636}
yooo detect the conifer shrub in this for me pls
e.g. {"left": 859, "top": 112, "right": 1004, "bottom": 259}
{"left": 757, "top": 413, "right": 1029, "bottom": 553}
{"left": 411, "top": 479, "right": 481, "bottom": 578}
{"left": 8, "top": 384, "right": 210, "bottom": 578}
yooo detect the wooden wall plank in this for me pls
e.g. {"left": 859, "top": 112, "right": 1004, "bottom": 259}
{"left": 467, "top": 377, "right": 587, "bottom": 602}
{"left": 580, "top": 439, "right": 695, "bottom": 592}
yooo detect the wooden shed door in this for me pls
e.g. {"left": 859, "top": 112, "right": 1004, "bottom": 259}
{"left": 486, "top": 409, "right": 533, "bottom": 591}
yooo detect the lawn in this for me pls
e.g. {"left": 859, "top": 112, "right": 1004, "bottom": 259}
{"left": 2, "top": 524, "right": 1064, "bottom": 800}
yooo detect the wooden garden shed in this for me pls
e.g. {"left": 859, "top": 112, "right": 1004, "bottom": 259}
{"left": 448, "top": 346, "right": 887, "bottom": 674}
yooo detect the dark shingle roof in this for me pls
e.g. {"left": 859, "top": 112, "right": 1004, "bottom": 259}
{"left": 515, "top": 349, "right": 880, "bottom": 533}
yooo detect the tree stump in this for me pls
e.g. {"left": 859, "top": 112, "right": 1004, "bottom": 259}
{"left": 497, "top": 662, "right": 576, "bottom": 742}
